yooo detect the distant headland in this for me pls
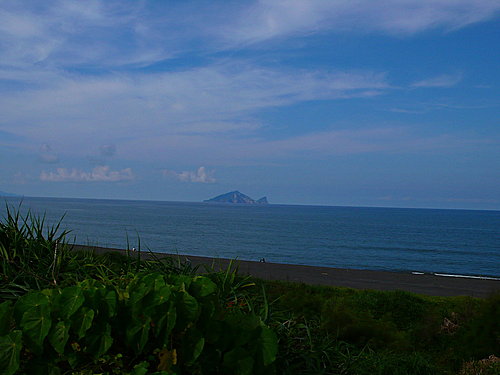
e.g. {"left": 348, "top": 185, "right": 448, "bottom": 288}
{"left": 0, "top": 190, "right": 20, "bottom": 197}
{"left": 204, "top": 191, "right": 269, "bottom": 204}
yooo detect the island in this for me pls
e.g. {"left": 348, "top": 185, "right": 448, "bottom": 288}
{"left": 204, "top": 191, "right": 269, "bottom": 204}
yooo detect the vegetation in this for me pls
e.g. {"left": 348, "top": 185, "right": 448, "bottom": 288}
{"left": 0, "top": 205, "right": 498, "bottom": 374}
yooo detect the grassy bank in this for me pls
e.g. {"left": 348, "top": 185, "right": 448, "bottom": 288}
{"left": 0, "top": 207, "right": 498, "bottom": 374}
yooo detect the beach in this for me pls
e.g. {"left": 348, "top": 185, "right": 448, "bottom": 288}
{"left": 74, "top": 245, "right": 500, "bottom": 298}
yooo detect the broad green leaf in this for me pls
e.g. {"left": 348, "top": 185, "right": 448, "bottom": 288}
{"left": 103, "top": 290, "right": 117, "bottom": 318}
{"left": 14, "top": 291, "right": 50, "bottom": 323}
{"left": 190, "top": 337, "right": 205, "bottom": 362}
{"left": 184, "top": 330, "right": 204, "bottom": 365}
{"left": 227, "top": 313, "right": 260, "bottom": 347}
{"left": 20, "top": 304, "right": 51, "bottom": 354}
{"left": 56, "top": 286, "right": 84, "bottom": 320}
{"left": 86, "top": 323, "right": 113, "bottom": 358}
{"left": 131, "top": 361, "right": 149, "bottom": 375}
{"left": 48, "top": 320, "right": 70, "bottom": 354}
{"left": 166, "top": 303, "right": 177, "bottom": 334}
{"left": 180, "top": 291, "right": 199, "bottom": 321}
{"left": 190, "top": 276, "right": 216, "bottom": 298}
{"left": 95, "top": 288, "right": 117, "bottom": 318}
{"left": 126, "top": 317, "right": 151, "bottom": 354}
{"left": 81, "top": 287, "right": 98, "bottom": 310}
{"left": 156, "top": 303, "right": 176, "bottom": 347}
{"left": 156, "top": 285, "right": 171, "bottom": 304}
{"left": 128, "top": 283, "right": 149, "bottom": 310}
{"left": 259, "top": 326, "right": 278, "bottom": 366}
{"left": 71, "top": 307, "right": 94, "bottom": 338}
{"left": 143, "top": 285, "right": 172, "bottom": 317}
{"left": 0, "top": 301, "right": 13, "bottom": 335}
{"left": 0, "top": 330, "right": 22, "bottom": 375}
{"left": 153, "top": 275, "right": 167, "bottom": 291}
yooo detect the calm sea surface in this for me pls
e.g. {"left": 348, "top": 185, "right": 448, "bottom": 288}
{"left": 2, "top": 197, "right": 499, "bottom": 277}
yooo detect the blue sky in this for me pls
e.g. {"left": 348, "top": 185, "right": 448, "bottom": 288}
{"left": 1, "top": 0, "right": 499, "bottom": 209}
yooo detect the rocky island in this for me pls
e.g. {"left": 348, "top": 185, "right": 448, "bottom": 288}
{"left": 204, "top": 191, "right": 269, "bottom": 204}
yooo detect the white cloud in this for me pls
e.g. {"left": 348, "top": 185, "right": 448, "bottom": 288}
{"left": 0, "top": 63, "right": 389, "bottom": 147}
{"left": 221, "top": 0, "right": 500, "bottom": 45}
{"left": 40, "top": 165, "right": 134, "bottom": 182}
{"left": 1, "top": 0, "right": 497, "bottom": 73}
{"left": 164, "top": 167, "right": 216, "bottom": 183}
{"left": 411, "top": 74, "right": 463, "bottom": 88}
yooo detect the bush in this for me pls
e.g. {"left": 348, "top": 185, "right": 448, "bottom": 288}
{"left": 0, "top": 272, "right": 278, "bottom": 375}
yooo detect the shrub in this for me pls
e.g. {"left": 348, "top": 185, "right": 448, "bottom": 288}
{"left": 0, "top": 272, "right": 278, "bottom": 375}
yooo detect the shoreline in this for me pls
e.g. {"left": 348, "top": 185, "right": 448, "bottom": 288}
{"left": 72, "top": 244, "right": 500, "bottom": 298}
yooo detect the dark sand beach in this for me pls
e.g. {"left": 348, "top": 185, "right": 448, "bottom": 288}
{"left": 73, "top": 245, "right": 499, "bottom": 298}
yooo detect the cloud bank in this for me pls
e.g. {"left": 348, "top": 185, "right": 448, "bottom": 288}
{"left": 40, "top": 165, "right": 134, "bottom": 182}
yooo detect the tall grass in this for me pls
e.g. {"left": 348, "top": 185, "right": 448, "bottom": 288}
{"left": 0, "top": 204, "right": 201, "bottom": 300}
{"left": 0, "top": 204, "right": 71, "bottom": 298}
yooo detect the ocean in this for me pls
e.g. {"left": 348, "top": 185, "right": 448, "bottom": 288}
{"left": 1, "top": 196, "right": 499, "bottom": 278}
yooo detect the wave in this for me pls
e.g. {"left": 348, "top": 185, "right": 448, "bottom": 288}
{"left": 411, "top": 271, "right": 500, "bottom": 281}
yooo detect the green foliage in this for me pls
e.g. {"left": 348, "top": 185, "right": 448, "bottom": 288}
{"left": 454, "top": 293, "right": 500, "bottom": 360}
{"left": 0, "top": 204, "right": 71, "bottom": 298}
{"left": 0, "top": 330, "right": 22, "bottom": 375}
{"left": 0, "top": 272, "right": 278, "bottom": 374}
{"left": 348, "top": 350, "right": 438, "bottom": 375}
{"left": 264, "top": 279, "right": 500, "bottom": 374}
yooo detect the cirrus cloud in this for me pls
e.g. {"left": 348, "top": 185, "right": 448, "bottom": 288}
{"left": 411, "top": 73, "right": 463, "bottom": 88}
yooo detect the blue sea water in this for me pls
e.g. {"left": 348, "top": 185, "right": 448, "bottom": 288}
{"left": 1, "top": 196, "right": 499, "bottom": 277}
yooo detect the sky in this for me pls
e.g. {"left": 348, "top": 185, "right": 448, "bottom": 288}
{"left": 0, "top": 0, "right": 499, "bottom": 210}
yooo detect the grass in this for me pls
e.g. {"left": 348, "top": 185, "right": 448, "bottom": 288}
{"left": 0, "top": 205, "right": 498, "bottom": 374}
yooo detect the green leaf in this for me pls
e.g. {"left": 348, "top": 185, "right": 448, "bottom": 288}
{"left": 182, "top": 328, "right": 206, "bottom": 367}
{"left": 71, "top": 307, "right": 94, "bottom": 338}
{"left": 259, "top": 326, "right": 278, "bottom": 366}
{"left": 102, "top": 290, "right": 117, "bottom": 318}
{"left": 86, "top": 323, "right": 113, "bottom": 358}
{"left": 143, "top": 285, "right": 171, "bottom": 317}
{"left": 180, "top": 291, "right": 199, "bottom": 321}
{"left": 0, "top": 330, "right": 22, "bottom": 375}
{"left": 14, "top": 291, "right": 50, "bottom": 323}
{"left": 48, "top": 320, "right": 70, "bottom": 354}
{"left": 92, "top": 288, "right": 117, "bottom": 318}
{"left": 56, "top": 286, "right": 84, "bottom": 320}
{"left": 126, "top": 317, "right": 151, "bottom": 354}
{"left": 156, "top": 285, "right": 172, "bottom": 304}
{"left": 155, "top": 302, "right": 176, "bottom": 347}
{"left": 0, "top": 301, "right": 13, "bottom": 335}
{"left": 131, "top": 361, "right": 149, "bottom": 375}
{"left": 20, "top": 304, "right": 51, "bottom": 354}
{"left": 190, "top": 276, "right": 216, "bottom": 298}
{"left": 192, "top": 339, "right": 205, "bottom": 363}
{"left": 227, "top": 313, "right": 260, "bottom": 347}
